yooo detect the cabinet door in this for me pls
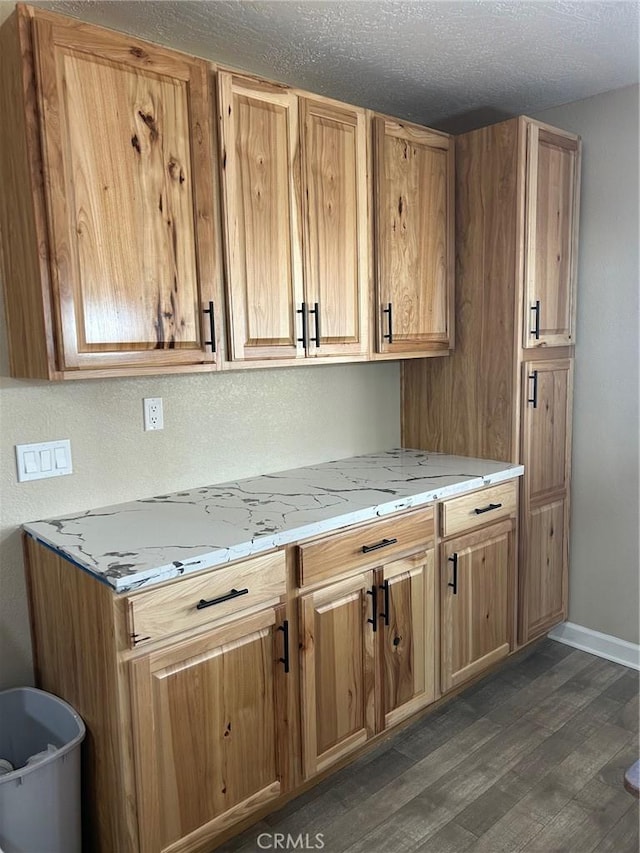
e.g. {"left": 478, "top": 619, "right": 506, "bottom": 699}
{"left": 373, "top": 116, "right": 454, "bottom": 355}
{"left": 520, "top": 497, "right": 568, "bottom": 644}
{"left": 380, "top": 551, "right": 436, "bottom": 729}
{"left": 218, "top": 72, "right": 304, "bottom": 361}
{"left": 33, "top": 15, "right": 219, "bottom": 371}
{"left": 523, "top": 122, "right": 581, "bottom": 348}
{"left": 300, "top": 97, "right": 369, "bottom": 357}
{"left": 520, "top": 358, "right": 573, "bottom": 642}
{"left": 300, "top": 572, "right": 376, "bottom": 779}
{"left": 441, "top": 521, "right": 512, "bottom": 693}
{"left": 522, "top": 359, "right": 573, "bottom": 502}
{"left": 129, "top": 608, "right": 290, "bottom": 853}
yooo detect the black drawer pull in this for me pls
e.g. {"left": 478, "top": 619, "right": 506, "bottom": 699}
{"left": 530, "top": 300, "right": 541, "bottom": 340}
{"left": 203, "top": 301, "right": 216, "bottom": 352}
{"left": 379, "top": 580, "right": 390, "bottom": 626}
{"left": 383, "top": 302, "right": 393, "bottom": 343}
{"left": 309, "top": 302, "right": 321, "bottom": 348}
{"left": 367, "top": 585, "right": 378, "bottom": 631}
{"left": 448, "top": 553, "right": 458, "bottom": 595}
{"left": 278, "top": 620, "right": 290, "bottom": 673}
{"left": 297, "top": 303, "right": 308, "bottom": 349}
{"left": 528, "top": 370, "right": 539, "bottom": 408}
{"left": 196, "top": 588, "right": 249, "bottom": 610}
{"left": 474, "top": 502, "right": 503, "bottom": 515}
{"left": 361, "top": 537, "right": 398, "bottom": 554}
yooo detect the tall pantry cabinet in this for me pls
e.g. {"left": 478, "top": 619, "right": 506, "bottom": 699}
{"left": 402, "top": 116, "right": 580, "bottom": 646}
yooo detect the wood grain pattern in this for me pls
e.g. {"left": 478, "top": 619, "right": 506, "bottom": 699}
{"left": 0, "top": 8, "right": 59, "bottom": 378}
{"left": 300, "top": 97, "right": 369, "bottom": 357}
{"left": 524, "top": 122, "right": 581, "bottom": 348}
{"left": 441, "top": 481, "right": 518, "bottom": 539}
{"left": 32, "top": 12, "right": 220, "bottom": 369}
{"left": 218, "top": 72, "right": 304, "bottom": 361}
{"left": 298, "top": 506, "right": 435, "bottom": 587}
{"left": 522, "top": 358, "right": 573, "bottom": 502}
{"left": 401, "top": 118, "right": 521, "bottom": 459}
{"left": 440, "top": 520, "right": 513, "bottom": 692}
{"left": 126, "top": 550, "right": 286, "bottom": 647}
{"left": 373, "top": 116, "right": 454, "bottom": 355}
{"left": 299, "top": 572, "right": 376, "bottom": 779}
{"left": 519, "top": 498, "right": 568, "bottom": 644}
{"left": 130, "top": 608, "right": 287, "bottom": 853}
{"left": 24, "top": 534, "right": 138, "bottom": 853}
{"left": 381, "top": 551, "right": 437, "bottom": 729}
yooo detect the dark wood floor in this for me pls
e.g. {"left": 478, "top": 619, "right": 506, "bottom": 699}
{"left": 222, "top": 640, "right": 639, "bottom": 853}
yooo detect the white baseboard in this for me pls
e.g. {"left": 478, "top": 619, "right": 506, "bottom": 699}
{"left": 548, "top": 621, "right": 640, "bottom": 671}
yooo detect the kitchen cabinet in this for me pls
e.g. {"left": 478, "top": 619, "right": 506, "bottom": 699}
{"left": 440, "top": 521, "right": 512, "bottom": 693}
{"left": 439, "top": 481, "right": 517, "bottom": 692}
{"left": 23, "top": 458, "right": 521, "bottom": 851}
{"left": 217, "top": 71, "right": 304, "bottom": 361}
{"left": 379, "top": 551, "right": 437, "bottom": 729}
{"left": 299, "top": 571, "right": 376, "bottom": 779}
{"left": 523, "top": 123, "right": 580, "bottom": 348}
{"left": 373, "top": 115, "right": 454, "bottom": 356}
{"left": 0, "top": 6, "right": 221, "bottom": 378}
{"left": 300, "top": 96, "right": 369, "bottom": 358}
{"left": 218, "top": 75, "right": 369, "bottom": 363}
{"left": 298, "top": 508, "right": 437, "bottom": 778}
{"left": 130, "top": 605, "right": 290, "bottom": 853}
{"left": 402, "top": 116, "right": 580, "bottom": 647}
{"left": 519, "top": 359, "right": 573, "bottom": 643}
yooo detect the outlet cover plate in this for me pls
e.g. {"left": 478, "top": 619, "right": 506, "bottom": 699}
{"left": 16, "top": 439, "right": 73, "bottom": 482}
{"left": 143, "top": 397, "right": 164, "bottom": 431}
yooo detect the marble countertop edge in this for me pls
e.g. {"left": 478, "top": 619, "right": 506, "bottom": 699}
{"left": 23, "top": 459, "right": 524, "bottom": 594}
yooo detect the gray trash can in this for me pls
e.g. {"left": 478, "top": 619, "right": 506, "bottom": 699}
{"left": 0, "top": 687, "right": 85, "bottom": 853}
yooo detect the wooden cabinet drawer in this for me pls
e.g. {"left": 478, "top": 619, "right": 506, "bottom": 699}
{"left": 298, "top": 507, "right": 434, "bottom": 587}
{"left": 441, "top": 481, "right": 517, "bottom": 539}
{"left": 127, "top": 550, "right": 286, "bottom": 647}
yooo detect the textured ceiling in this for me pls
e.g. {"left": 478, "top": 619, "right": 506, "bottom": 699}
{"left": 33, "top": 1, "right": 640, "bottom": 129}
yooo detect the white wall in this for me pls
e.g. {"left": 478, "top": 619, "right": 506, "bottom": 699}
{"left": 534, "top": 85, "right": 639, "bottom": 645}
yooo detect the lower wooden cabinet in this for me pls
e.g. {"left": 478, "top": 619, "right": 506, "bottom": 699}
{"left": 440, "top": 519, "right": 513, "bottom": 693}
{"left": 129, "top": 605, "right": 291, "bottom": 853}
{"left": 299, "top": 547, "right": 437, "bottom": 780}
{"left": 299, "top": 571, "right": 376, "bottom": 779}
{"left": 380, "top": 551, "right": 437, "bottom": 728}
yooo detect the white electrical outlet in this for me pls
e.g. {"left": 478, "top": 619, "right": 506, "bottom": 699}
{"left": 143, "top": 397, "right": 164, "bottom": 431}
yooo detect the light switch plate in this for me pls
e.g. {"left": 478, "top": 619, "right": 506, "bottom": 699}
{"left": 16, "top": 439, "right": 73, "bottom": 482}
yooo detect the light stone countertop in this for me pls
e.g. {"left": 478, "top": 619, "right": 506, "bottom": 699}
{"left": 23, "top": 448, "right": 524, "bottom": 593}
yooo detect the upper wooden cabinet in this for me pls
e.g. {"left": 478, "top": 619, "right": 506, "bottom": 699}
{"left": 0, "top": 7, "right": 221, "bottom": 378}
{"left": 217, "top": 72, "right": 304, "bottom": 361}
{"left": 524, "top": 122, "right": 581, "bottom": 348}
{"left": 218, "top": 75, "right": 368, "bottom": 362}
{"left": 300, "top": 97, "right": 369, "bottom": 358}
{"left": 373, "top": 116, "right": 454, "bottom": 356}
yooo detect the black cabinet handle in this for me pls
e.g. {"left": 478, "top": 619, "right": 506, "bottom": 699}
{"left": 474, "top": 502, "right": 503, "bottom": 515}
{"left": 309, "top": 302, "right": 321, "bottom": 348}
{"left": 379, "top": 580, "right": 390, "bottom": 626}
{"left": 528, "top": 370, "right": 539, "bottom": 408}
{"left": 196, "top": 588, "right": 248, "bottom": 610}
{"left": 448, "top": 554, "right": 458, "bottom": 595}
{"left": 277, "top": 620, "right": 290, "bottom": 673}
{"left": 367, "top": 585, "right": 378, "bottom": 631}
{"left": 361, "top": 537, "right": 397, "bottom": 554}
{"left": 297, "top": 303, "right": 308, "bottom": 349}
{"left": 383, "top": 302, "right": 393, "bottom": 343}
{"left": 530, "top": 300, "right": 541, "bottom": 340}
{"left": 203, "top": 301, "right": 216, "bottom": 352}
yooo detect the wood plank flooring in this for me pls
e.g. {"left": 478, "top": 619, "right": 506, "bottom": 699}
{"left": 220, "top": 640, "right": 639, "bottom": 853}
